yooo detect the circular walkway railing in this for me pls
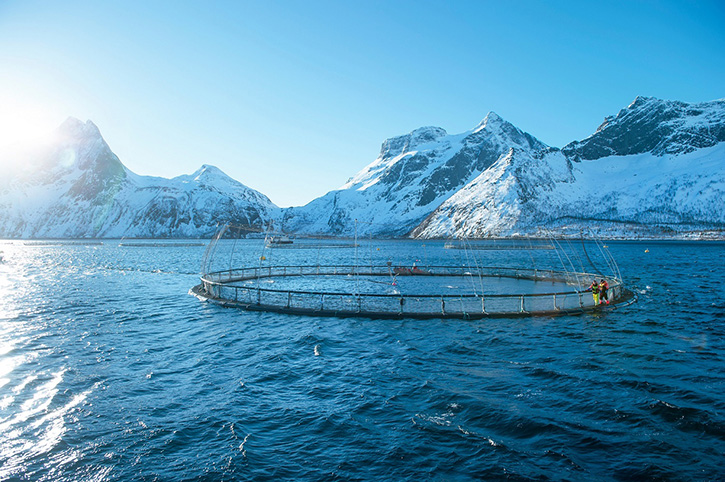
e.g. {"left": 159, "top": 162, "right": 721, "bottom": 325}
{"left": 190, "top": 264, "right": 634, "bottom": 319}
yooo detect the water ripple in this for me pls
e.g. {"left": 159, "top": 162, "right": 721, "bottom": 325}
{"left": 0, "top": 240, "right": 724, "bottom": 479}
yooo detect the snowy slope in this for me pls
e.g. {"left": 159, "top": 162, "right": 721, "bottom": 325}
{"left": 1, "top": 97, "right": 722, "bottom": 240}
{"left": 411, "top": 148, "right": 575, "bottom": 237}
{"left": 281, "top": 113, "right": 547, "bottom": 236}
{"left": 0, "top": 118, "right": 276, "bottom": 238}
{"left": 413, "top": 97, "right": 725, "bottom": 238}
{"left": 563, "top": 96, "right": 725, "bottom": 159}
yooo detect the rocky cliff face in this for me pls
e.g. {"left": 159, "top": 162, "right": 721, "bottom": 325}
{"left": 410, "top": 97, "right": 725, "bottom": 238}
{"left": 0, "top": 118, "right": 276, "bottom": 238}
{"left": 563, "top": 96, "right": 725, "bottom": 159}
{"left": 281, "top": 112, "right": 548, "bottom": 236}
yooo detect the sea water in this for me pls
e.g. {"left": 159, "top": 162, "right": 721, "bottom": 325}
{"left": 0, "top": 240, "right": 723, "bottom": 480}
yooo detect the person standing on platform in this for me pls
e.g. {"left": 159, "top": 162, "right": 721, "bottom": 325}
{"left": 586, "top": 279, "right": 600, "bottom": 305}
{"left": 599, "top": 279, "right": 609, "bottom": 305}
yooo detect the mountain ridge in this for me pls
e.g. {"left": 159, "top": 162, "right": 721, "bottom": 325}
{"left": 0, "top": 97, "right": 723, "bottom": 239}
{"left": 0, "top": 120, "right": 276, "bottom": 238}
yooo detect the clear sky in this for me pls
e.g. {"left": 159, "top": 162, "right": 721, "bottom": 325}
{"left": 0, "top": 0, "right": 723, "bottom": 207}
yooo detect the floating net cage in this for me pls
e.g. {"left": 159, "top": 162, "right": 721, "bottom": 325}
{"left": 190, "top": 223, "right": 635, "bottom": 319}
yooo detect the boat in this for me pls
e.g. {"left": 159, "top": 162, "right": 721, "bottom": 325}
{"left": 266, "top": 235, "right": 293, "bottom": 246}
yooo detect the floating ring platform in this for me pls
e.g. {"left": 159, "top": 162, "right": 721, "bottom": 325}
{"left": 191, "top": 264, "right": 634, "bottom": 319}
{"left": 190, "top": 224, "right": 635, "bottom": 319}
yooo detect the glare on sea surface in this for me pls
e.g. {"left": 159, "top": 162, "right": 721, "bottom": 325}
{"left": 0, "top": 243, "right": 97, "bottom": 479}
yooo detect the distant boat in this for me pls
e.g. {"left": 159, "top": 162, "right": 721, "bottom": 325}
{"left": 266, "top": 235, "right": 293, "bottom": 246}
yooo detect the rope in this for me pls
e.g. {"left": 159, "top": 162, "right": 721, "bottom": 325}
{"left": 461, "top": 238, "right": 479, "bottom": 296}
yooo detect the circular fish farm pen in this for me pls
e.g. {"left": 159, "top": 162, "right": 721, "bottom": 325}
{"left": 190, "top": 224, "right": 636, "bottom": 319}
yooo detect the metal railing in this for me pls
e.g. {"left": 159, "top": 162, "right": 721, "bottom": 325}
{"left": 193, "top": 264, "right": 629, "bottom": 318}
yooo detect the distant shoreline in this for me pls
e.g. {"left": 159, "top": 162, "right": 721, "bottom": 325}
{"left": 1, "top": 234, "right": 724, "bottom": 243}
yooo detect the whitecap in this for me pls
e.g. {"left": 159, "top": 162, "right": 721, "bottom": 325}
{"left": 239, "top": 433, "right": 251, "bottom": 457}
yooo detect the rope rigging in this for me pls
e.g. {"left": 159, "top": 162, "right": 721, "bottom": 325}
{"left": 195, "top": 222, "right": 633, "bottom": 318}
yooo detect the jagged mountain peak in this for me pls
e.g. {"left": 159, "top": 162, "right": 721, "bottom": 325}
{"left": 377, "top": 125, "right": 448, "bottom": 160}
{"left": 190, "top": 164, "right": 227, "bottom": 181}
{"left": 469, "top": 111, "right": 548, "bottom": 153}
{"left": 3, "top": 116, "right": 126, "bottom": 189}
{"left": 627, "top": 95, "right": 660, "bottom": 108}
{"left": 285, "top": 111, "right": 551, "bottom": 236}
{"left": 171, "top": 164, "right": 232, "bottom": 185}
{"left": 473, "top": 111, "right": 504, "bottom": 132}
{"left": 564, "top": 97, "right": 725, "bottom": 160}
{"left": 57, "top": 117, "right": 102, "bottom": 140}
{"left": 0, "top": 119, "right": 276, "bottom": 238}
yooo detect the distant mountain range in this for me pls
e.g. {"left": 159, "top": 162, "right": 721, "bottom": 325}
{"left": 0, "top": 96, "right": 723, "bottom": 239}
{"left": 0, "top": 119, "right": 275, "bottom": 238}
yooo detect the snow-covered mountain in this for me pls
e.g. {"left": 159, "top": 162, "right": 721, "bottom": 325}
{"left": 281, "top": 112, "right": 547, "bottom": 236}
{"left": 412, "top": 97, "right": 725, "bottom": 238}
{"left": 280, "top": 96, "right": 724, "bottom": 238}
{"left": 0, "top": 118, "right": 275, "bottom": 238}
{"left": 1, "top": 97, "right": 722, "bottom": 240}
{"left": 563, "top": 96, "right": 725, "bottom": 159}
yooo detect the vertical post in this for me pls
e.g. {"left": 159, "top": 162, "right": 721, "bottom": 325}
{"left": 520, "top": 295, "right": 525, "bottom": 313}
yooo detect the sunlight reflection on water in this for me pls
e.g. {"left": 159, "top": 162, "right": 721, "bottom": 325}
{"left": 0, "top": 239, "right": 723, "bottom": 480}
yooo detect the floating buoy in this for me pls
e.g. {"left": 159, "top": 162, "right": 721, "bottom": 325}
{"left": 644, "top": 249, "right": 649, "bottom": 253}
{"left": 260, "top": 255, "right": 266, "bottom": 260}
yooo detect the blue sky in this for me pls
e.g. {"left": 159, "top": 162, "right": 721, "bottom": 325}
{"left": 0, "top": 0, "right": 723, "bottom": 206}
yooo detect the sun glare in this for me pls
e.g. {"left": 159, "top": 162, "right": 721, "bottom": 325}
{"left": 0, "top": 98, "right": 61, "bottom": 171}
{"left": 0, "top": 102, "right": 59, "bottom": 147}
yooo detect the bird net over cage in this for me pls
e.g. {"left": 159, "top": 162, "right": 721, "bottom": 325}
{"left": 190, "top": 223, "right": 635, "bottom": 319}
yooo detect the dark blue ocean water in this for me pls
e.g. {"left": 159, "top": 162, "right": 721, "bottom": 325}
{"left": 0, "top": 239, "right": 724, "bottom": 481}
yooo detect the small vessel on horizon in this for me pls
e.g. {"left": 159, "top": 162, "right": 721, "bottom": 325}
{"left": 266, "top": 235, "right": 294, "bottom": 246}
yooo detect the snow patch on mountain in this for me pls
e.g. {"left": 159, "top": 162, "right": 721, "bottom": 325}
{"left": 413, "top": 141, "right": 725, "bottom": 238}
